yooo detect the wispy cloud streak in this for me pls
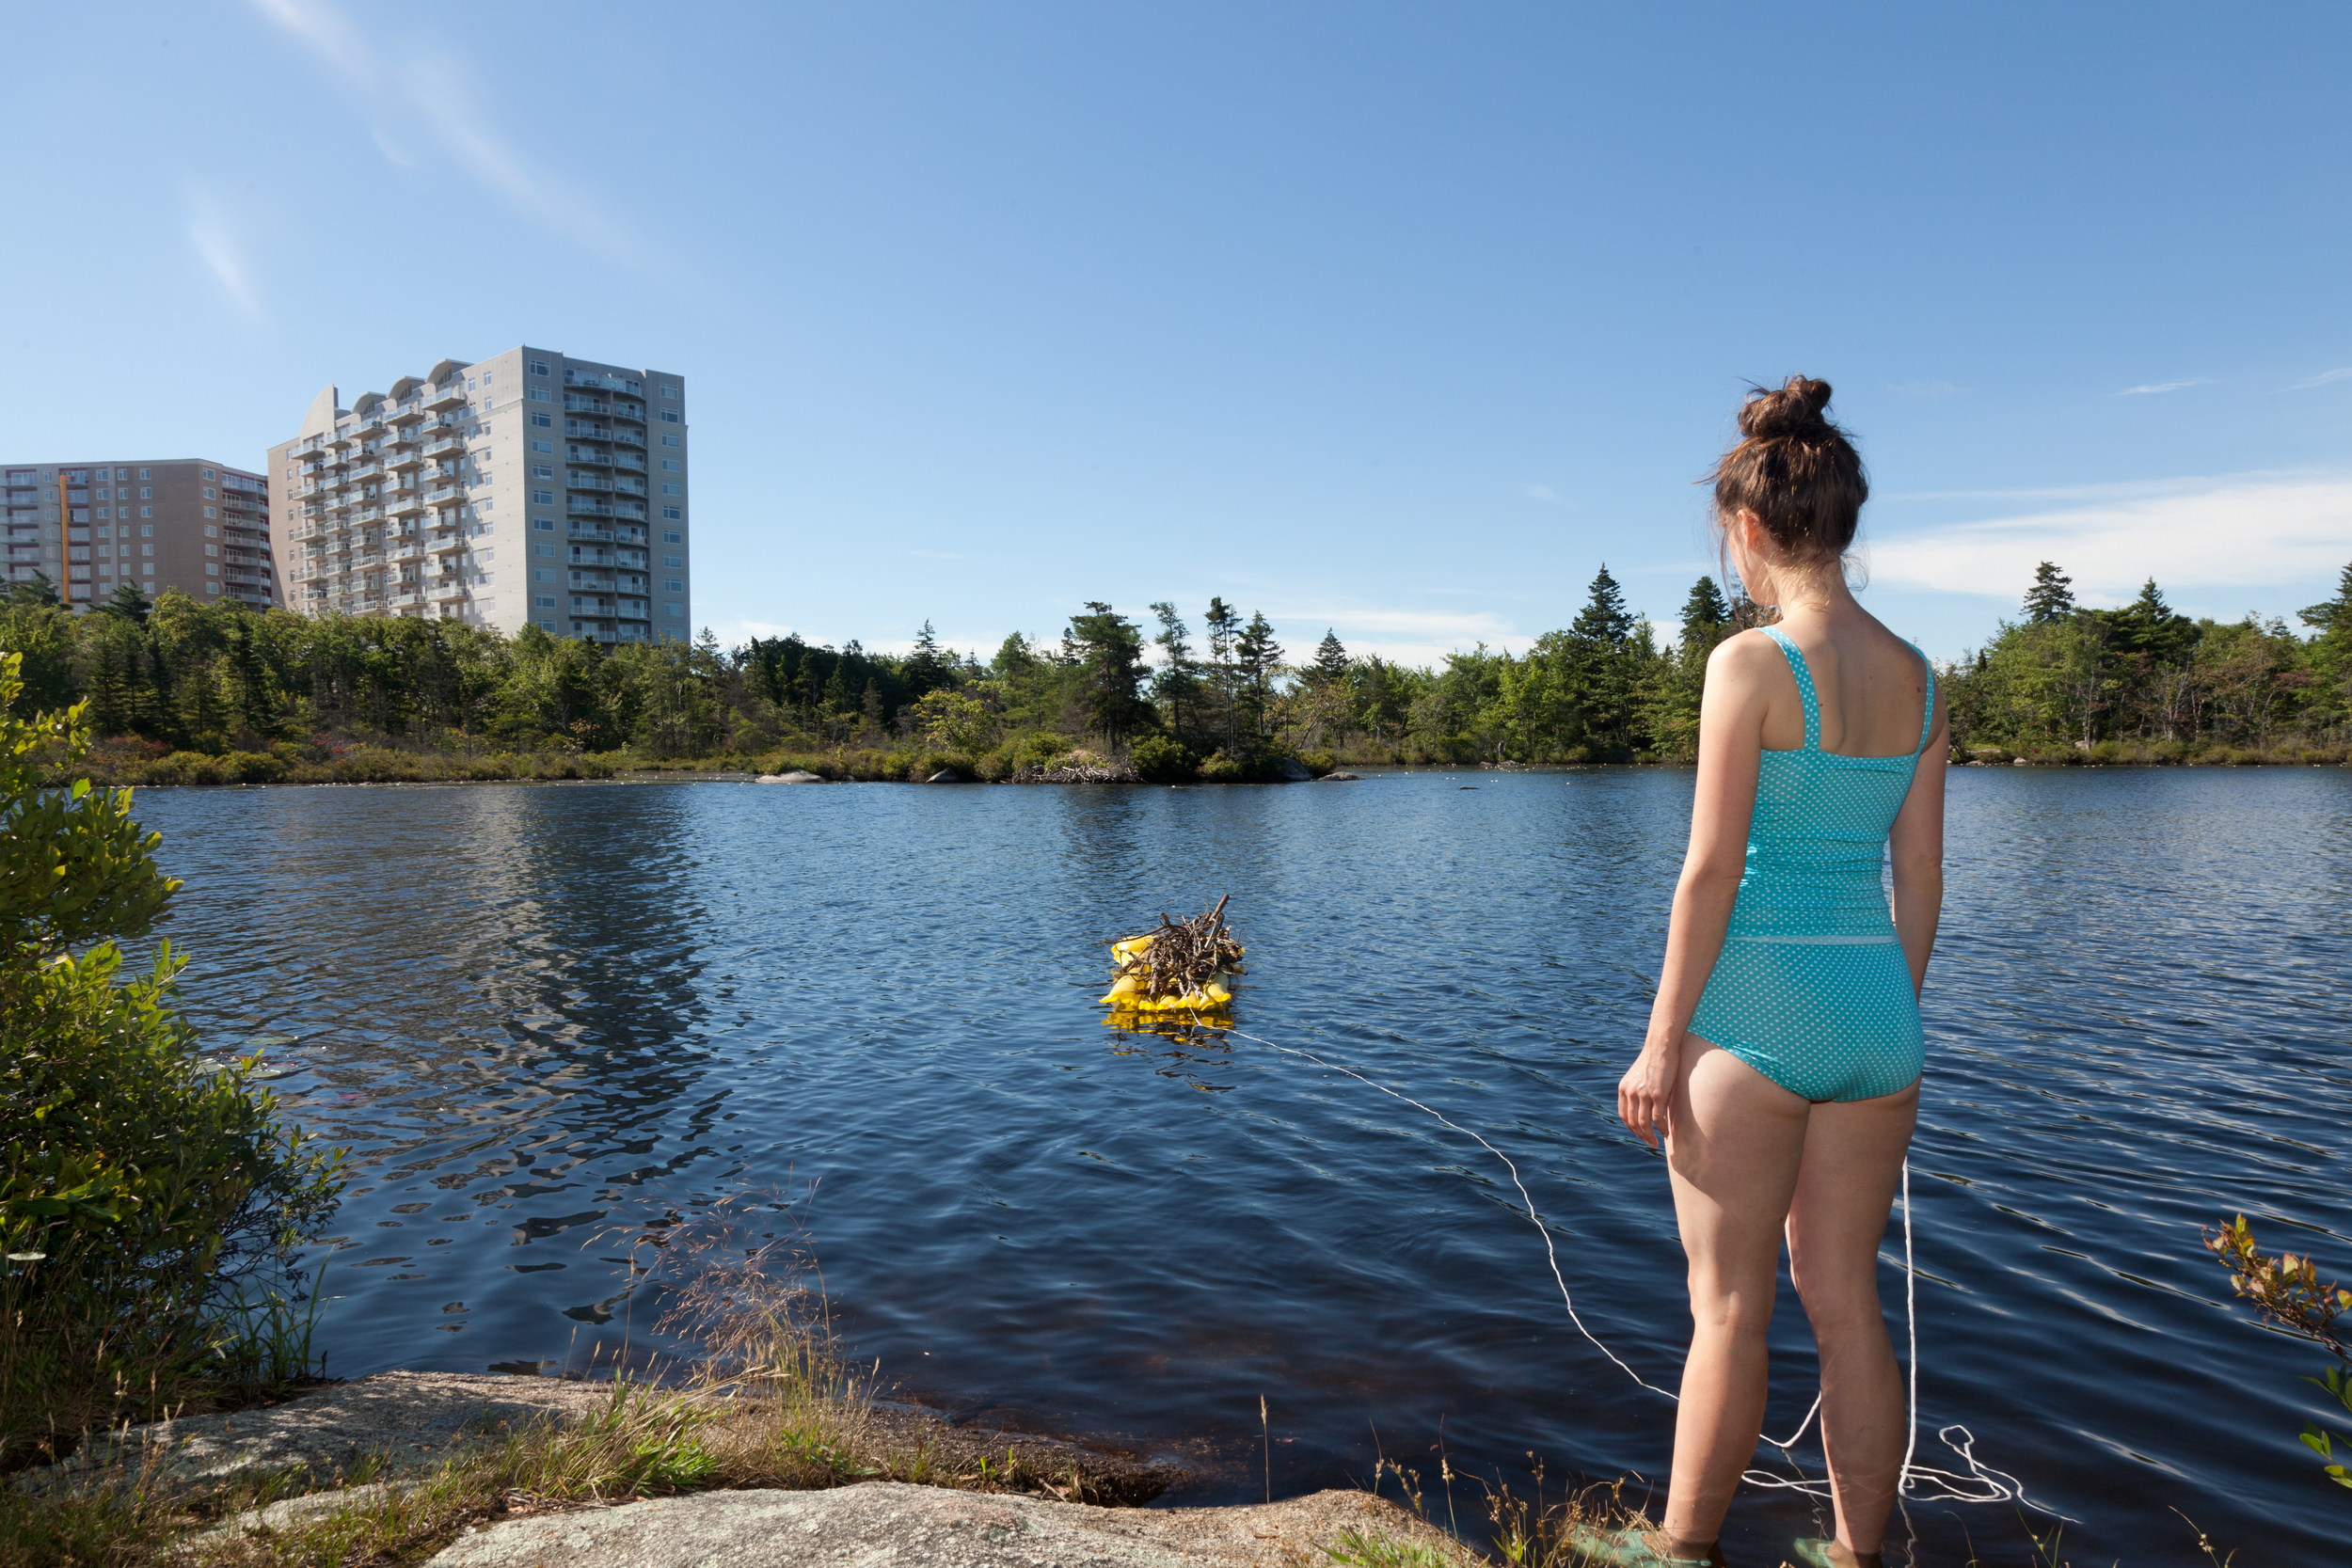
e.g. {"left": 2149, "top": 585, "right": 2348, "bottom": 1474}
{"left": 2117, "top": 378, "right": 2205, "bottom": 396}
{"left": 187, "top": 197, "right": 261, "bottom": 315}
{"left": 248, "top": 0, "right": 644, "bottom": 266}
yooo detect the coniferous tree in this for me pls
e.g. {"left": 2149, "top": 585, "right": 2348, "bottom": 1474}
{"left": 100, "top": 583, "right": 153, "bottom": 625}
{"left": 1148, "top": 602, "right": 1199, "bottom": 741}
{"left": 1311, "top": 629, "right": 1348, "bottom": 688}
{"left": 5, "top": 572, "right": 61, "bottom": 609}
{"left": 1203, "top": 598, "right": 1240, "bottom": 748}
{"left": 1564, "top": 564, "right": 1642, "bottom": 755}
{"left": 1066, "top": 601, "right": 1150, "bottom": 751}
{"left": 2023, "top": 562, "right": 2075, "bottom": 623}
{"left": 1234, "top": 611, "right": 1283, "bottom": 741}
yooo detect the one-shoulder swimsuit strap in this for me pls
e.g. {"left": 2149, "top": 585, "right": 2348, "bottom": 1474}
{"left": 1685, "top": 627, "right": 1934, "bottom": 1104}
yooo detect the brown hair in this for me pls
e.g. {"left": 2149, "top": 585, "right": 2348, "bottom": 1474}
{"left": 1709, "top": 376, "right": 1867, "bottom": 563}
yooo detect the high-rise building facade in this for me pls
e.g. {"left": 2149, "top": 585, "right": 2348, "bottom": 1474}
{"left": 2, "top": 459, "right": 276, "bottom": 610}
{"left": 267, "top": 346, "right": 690, "bottom": 641}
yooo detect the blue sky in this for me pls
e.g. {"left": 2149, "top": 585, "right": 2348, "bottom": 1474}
{"left": 4, "top": 2, "right": 2346, "bottom": 666}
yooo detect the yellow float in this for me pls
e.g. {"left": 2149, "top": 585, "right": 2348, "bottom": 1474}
{"left": 1100, "top": 895, "right": 1245, "bottom": 1013}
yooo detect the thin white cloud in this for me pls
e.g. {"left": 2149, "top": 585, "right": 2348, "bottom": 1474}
{"left": 2289, "top": 367, "right": 2352, "bottom": 390}
{"left": 250, "top": 0, "right": 644, "bottom": 266}
{"left": 187, "top": 198, "right": 261, "bottom": 316}
{"left": 1868, "top": 472, "right": 2352, "bottom": 610}
{"left": 1524, "top": 483, "right": 1559, "bottom": 502}
{"left": 2118, "top": 378, "right": 2205, "bottom": 396}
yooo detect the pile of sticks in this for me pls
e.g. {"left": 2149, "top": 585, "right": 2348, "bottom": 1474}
{"left": 1105, "top": 895, "right": 1245, "bottom": 1003}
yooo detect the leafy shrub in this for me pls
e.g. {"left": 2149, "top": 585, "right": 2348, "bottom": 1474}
{"left": 1297, "top": 751, "right": 1337, "bottom": 778}
{"left": 1128, "top": 735, "right": 1197, "bottom": 783}
{"left": 0, "top": 654, "right": 343, "bottom": 1466}
{"left": 1196, "top": 749, "right": 1247, "bottom": 783}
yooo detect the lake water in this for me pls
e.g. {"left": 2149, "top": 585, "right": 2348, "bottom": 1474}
{"left": 135, "top": 768, "right": 2352, "bottom": 1562}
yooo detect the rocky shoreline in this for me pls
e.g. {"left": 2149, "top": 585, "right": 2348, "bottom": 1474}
{"left": 22, "top": 1371, "right": 1458, "bottom": 1566}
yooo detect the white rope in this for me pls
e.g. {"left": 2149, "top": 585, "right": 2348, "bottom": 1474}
{"left": 1201, "top": 1021, "right": 2058, "bottom": 1519}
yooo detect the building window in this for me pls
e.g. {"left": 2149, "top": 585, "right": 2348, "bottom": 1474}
{"left": 529, "top": 360, "right": 548, "bottom": 375}
{"left": 201, "top": 487, "right": 215, "bottom": 499}
{"left": 662, "top": 553, "right": 682, "bottom": 567}
{"left": 532, "top": 438, "right": 551, "bottom": 453}
{"left": 201, "top": 467, "right": 215, "bottom": 481}
{"left": 138, "top": 467, "right": 151, "bottom": 481}
{"left": 203, "top": 527, "right": 217, "bottom": 540}
{"left": 532, "top": 465, "right": 552, "bottom": 480}
{"left": 535, "top": 594, "right": 556, "bottom": 609}
{"left": 661, "top": 506, "right": 680, "bottom": 520}
{"left": 142, "top": 544, "right": 153, "bottom": 556}
{"left": 660, "top": 384, "right": 678, "bottom": 399}
{"left": 660, "top": 410, "right": 680, "bottom": 423}
{"left": 138, "top": 487, "right": 151, "bottom": 499}
{"left": 665, "top": 603, "right": 684, "bottom": 618}
{"left": 203, "top": 506, "right": 216, "bottom": 518}
{"left": 660, "top": 435, "right": 680, "bottom": 448}
{"left": 530, "top": 412, "right": 552, "bottom": 428}
{"left": 532, "top": 517, "right": 554, "bottom": 531}
{"left": 532, "top": 490, "right": 554, "bottom": 505}
{"left": 662, "top": 578, "right": 682, "bottom": 593}
{"left": 139, "top": 505, "right": 151, "bottom": 518}
{"left": 662, "top": 531, "right": 681, "bottom": 545}
{"left": 207, "top": 581, "right": 219, "bottom": 594}
{"left": 528, "top": 386, "right": 551, "bottom": 402}
{"left": 660, "top": 459, "right": 680, "bottom": 472}
{"left": 205, "top": 563, "right": 218, "bottom": 575}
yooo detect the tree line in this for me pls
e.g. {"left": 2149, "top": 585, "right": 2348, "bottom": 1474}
{"left": 1, "top": 560, "right": 2345, "bottom": 781}
{"left": 1942, "top": 561, "right": 2352, "bottom": 760}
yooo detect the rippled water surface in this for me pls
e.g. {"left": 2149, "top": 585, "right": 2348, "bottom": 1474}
{"left": 136, "top": 768, "right": 2352, "bottom": 1560}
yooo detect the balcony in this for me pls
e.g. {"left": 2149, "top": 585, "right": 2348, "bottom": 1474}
{"left": 613, "top": 452, "right": 649, "bottom": 472}
{"left": 424, "top": 486, "right": 463, "bottom": 506}
{"left": 567, "top": 476, "right": 614, "bottom": 493}
{"left": 564, "top": 370, "right": 643, "bottom": 396}
{"left": 564, "top": 447, "right": 611, "bottom": 467}
{"left": 612, "top": 479, "right": 648, "bottom": 498}
{"left": 564, "top": 420, "right": 611, "bottom": 441}
{"left": 385, "top": 591, "right": 423, "bottom": 610}
{"left": 427, "top": 578, "right": 469, "bottom": 602}
{"left": 568, "top": 546, "right": 616, "bottom": 567}
{"left": 423, "top": 437, "right": 464, "bottom": 459}
{"left": 426, "top": 381, "right": 467, "bottom": 411}
{"left": 349, "top": 461, "right": 383, "bottom": 482}
{"left": 610, "top": 427, "right": 645, "bottom": 449}
{"left": 566, "top": 497, "right": 615, "bottom": 517}
{"left": 613, "top": 500, "right": 649, "bottom": 520}
{"left": 387, "top": 539, "right": 425, "bottom": 562}
{"left": 567, "top": 521, "right": 613, "bottom": 541}
{"left": 388, "top": 492, "right": 426, "bottom": 518}
{"left": 615, "top": 600, "right": 650, "bottom": 621}
{"left": 389, "top": 449, "right": 423, "bottom": 473}
{"left": 356, "top": 508, "right": 381, "bottom": 525}
{"left": 388, "top": 426, "right": 421, "bottom": 451}
{"left": 607, "top": 402, "right": 646, "bottom": 424}
{"left": 563, "top": 395, "right": 611, "bottom": 416}
{"left": 429, "top": 533, "right": 468, "bottom": 557}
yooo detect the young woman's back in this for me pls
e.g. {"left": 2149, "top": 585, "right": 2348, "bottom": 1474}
{"left": 1577, "top": 379, "right": 1946, "bottom": 1568}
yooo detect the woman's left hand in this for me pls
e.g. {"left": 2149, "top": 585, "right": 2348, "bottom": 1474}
{"left": 1616, "top": 1037, "right": 1679, "bottom": 1150}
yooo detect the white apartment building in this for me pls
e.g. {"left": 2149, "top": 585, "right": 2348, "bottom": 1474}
{"left": 267, "top": 347, "right": 691, "bottom": 642}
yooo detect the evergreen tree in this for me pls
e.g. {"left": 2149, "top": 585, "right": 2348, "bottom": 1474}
{"left": 1148, "top": 601, "right": 1199, "bottom": 741}
{"left": 1234, "top": 611, "right": 1283, "bottom": 740}
{"left": 1066, "top": 601, "right": 1151, "bottom": 750}
{"left": 1677, "top": 576, "right": 1732, "bottom": 656}
{"left": 100, "top": 582, "right": 153, "bottom": 625}
{"left": 2296, "top": 561, "right": 2352, "bottom": 633}
{"left": 6, "top": 572, "right": 62, "bottom": 609}
{"left": 2101, "top": 578, "right": 2200, "bottom": 664}
{"left": 1311, "top": 629, "right": 1349, "bottom": 688}
{"left": 1203, "top": 598, "right": 1240, "bottom": 748}
{"left": 1563, "top": 565, "right": 1642, "bottom": 755}
{"left": 2023, "top": 562, "right": 2075, "bottom": 623}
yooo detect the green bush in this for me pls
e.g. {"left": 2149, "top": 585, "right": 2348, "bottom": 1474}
{"left": 1128, "top": 735, "right": 1197, "bottom": 783}
{"left": 1296, "top": 750, "right": 1337, "bottom": 778}
{"left": 0, "top": 654, "right": 344, "bottom": 1467}
{"left": 1196, "top": 749, "right": 1247, "bottom": 783}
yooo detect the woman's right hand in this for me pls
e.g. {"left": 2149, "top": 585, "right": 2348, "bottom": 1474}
{"left": 1616, "top": 1035, "right": 1680, "bottom": 1150}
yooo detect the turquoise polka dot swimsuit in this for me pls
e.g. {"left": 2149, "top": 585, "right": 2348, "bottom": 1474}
{"left": 1686, "top": 628, "right": 1935, "bottom": 1103}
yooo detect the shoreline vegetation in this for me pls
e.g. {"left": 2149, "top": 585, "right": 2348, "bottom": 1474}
{"left": 1, "top": 561, "right": 2344, "bottom": 788}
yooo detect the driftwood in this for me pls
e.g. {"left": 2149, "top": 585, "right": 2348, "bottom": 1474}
{"left": 1104, "top": 895, "right": 1245, "bottom": 1003}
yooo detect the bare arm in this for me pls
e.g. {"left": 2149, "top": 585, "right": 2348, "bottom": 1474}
{"left": 1617, "top": 636, "right": 1772, "bottom": 1149}
{"left": 1888, "top": 683, "right": 1948, "bottom": 996}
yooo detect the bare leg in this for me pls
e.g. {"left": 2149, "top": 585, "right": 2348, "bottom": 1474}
{"left": 1787, "top": 1081, "right": 1918, "bottom": 1556}
{"left": 1661, "top": 1037, "right": 1811, "bottom": 1544}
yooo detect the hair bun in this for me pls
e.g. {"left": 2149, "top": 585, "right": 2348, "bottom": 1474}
{"left": 1738, "top": 375, "right": 1835, "bottom": 441}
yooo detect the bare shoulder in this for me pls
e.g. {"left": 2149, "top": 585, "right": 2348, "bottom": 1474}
{"left": 1704, "top": 627, "right": 1788, "bottom": 684}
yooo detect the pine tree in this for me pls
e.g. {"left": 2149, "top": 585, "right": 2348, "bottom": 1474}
{"left": 1234, "top": 612, "right": 1283, "bottom": 741}
{"left": 1066, "top": 601, "right": 1150, "bottom": 751}
{"left": 1311, "top": 629, "right": 1348, "bottom": 688}
{"left": 1564, "top": 565, "right": 1640, "bottom": 756}
{"left": 2024, "top": 562, "right": 2075, "bottom": 623}
{"left": 1677, "top": 576, "right": 1731, "bottom": 657}
{"left": 1203, "top": 598, "right": 1240, "bottom": 748}
{"left": 2297, "top": 561, "right": 2352, "bottom": 633}
{"left": 1148, "top": 602, "right": 1199, "bottom": 741}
